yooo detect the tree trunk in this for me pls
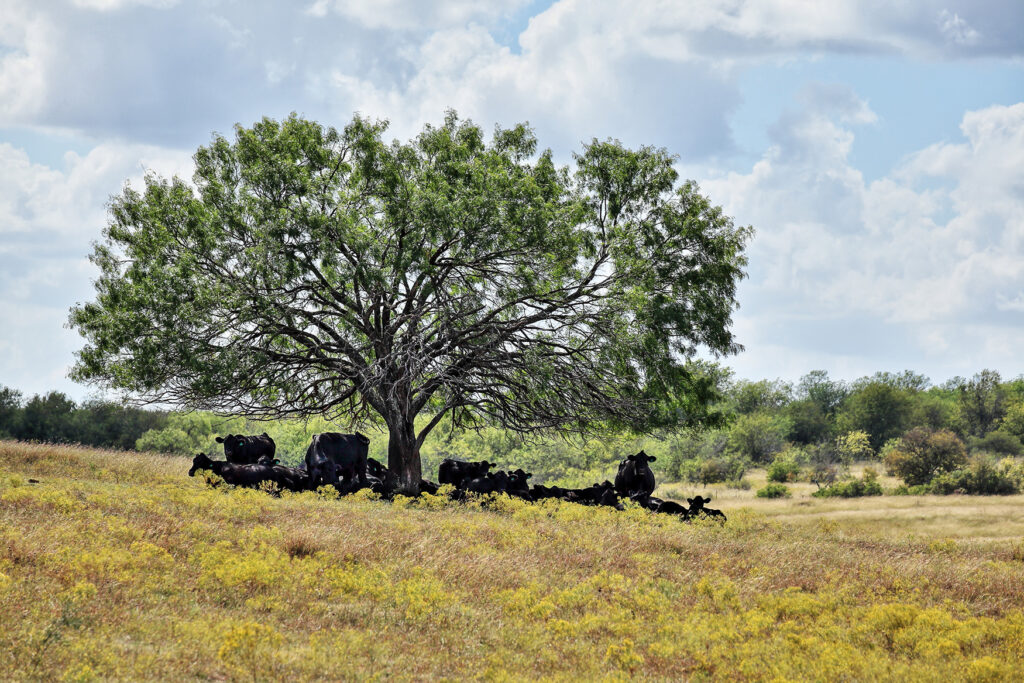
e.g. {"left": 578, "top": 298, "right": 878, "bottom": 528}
{"left": 387, "top": 417, "right": 422, "bottom": 495}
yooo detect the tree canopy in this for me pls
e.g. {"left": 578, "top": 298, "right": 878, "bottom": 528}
{"left": 70, "top": 112, "right": 751, "bottom": 491}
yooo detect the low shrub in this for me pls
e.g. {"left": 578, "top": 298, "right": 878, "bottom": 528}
{"left": 766, "top": 452, "right": 801, "bottom": 483}
{"left": 891, "top": 484, "right": 930, "bottom": 496}
{"left": 968, "top": 430, "right": 1023, "bottom": 456}
{"left": 755, "top": 483, "right": 790, "bottom": 499}
{"left": 884, "top": 428, "right": 967, "bottom": 486}
{"left": 927, "top": 457, "right": 1021, "bottom": 495}
{"left": 813, "top": 479, "right": 884, "bottom": 498}
{"left": 813, "top": 469, "right": 883, "bottom": 498}
{"left": 680, "top": 457, "right": 747, "bottom": 486}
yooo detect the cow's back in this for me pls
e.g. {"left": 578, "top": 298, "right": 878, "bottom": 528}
{"left": 316, "top": 432, "right": 369, "bottom": 481}
{"left": 222, "top": 433, "right": 276, "bottom": 464}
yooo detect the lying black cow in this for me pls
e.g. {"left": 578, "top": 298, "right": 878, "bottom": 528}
{"left": 438, "top": 458, "right": 494, "bottom": 488}
{"left": 530, "top": 484, "right": 570, "bottom": 500}
{"left": 630, "top": 492, "right": 691, "bottom": 520}
{"left": 463, "top": 471, "right": 510, "bottom": 496}
{"left": 253, "top": 456, "right": 311, "bottom": 493}
{"left": 305, "top": 432, "right": 370, "bottom": 489}
{"left": 614, "top": 451, "right": 657, "bottom": 497}
{"left": 365, "top": 457, "right": 399, "bottom": 494}
{"left": 216, "top": 433, "right": 276, "bottom": 464}
{"left": 565, "top": 481, "right": 620, "bottom": 508}
{"left": 505, "top": 469, "right": 533, "bottom": 500}
{"left": 687, "top": 495, "right": 727, "bottom": 522}
{"left": 188, "top": 452, "right": 278, "bottom": 488}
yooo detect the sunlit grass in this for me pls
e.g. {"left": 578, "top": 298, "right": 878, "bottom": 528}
{"left": 3, "top": 440, "right": 1024, "bottom": 680}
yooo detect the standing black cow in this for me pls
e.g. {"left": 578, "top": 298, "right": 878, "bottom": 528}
{"left": 614, "top": 451, "right": 657, "bottom": 497}
{"left": 305, "top": 432, "right": 370, "bottom": 489}
{"left": 215, "top": 433, "right": 276, "bottom": 464}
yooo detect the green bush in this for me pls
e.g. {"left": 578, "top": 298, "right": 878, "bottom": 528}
{"left": 813, "top": 478, "right": 884, "bottom": 498}
{"left": 968, "top": 429, "right": 1022, "bottom": 456}
{"left": 680, "top": 456, "right": 747, "bottom": 486}
{"left": 725, "top": 412, "right": 791, "bottom": 464}
{"left": 766, "top": 451, "right": 802, "bottom": 483}
{"left": 812, "top": 468, "right": 883, "bottom": 498}
{"left": 927, "top": 457, "right": 1020, "bottom": 495}
{"left": 884, "top": 427, "right": 967, "bottom": 486}
{"left": 756, "top": 483, "right": 791, "bottom": 498}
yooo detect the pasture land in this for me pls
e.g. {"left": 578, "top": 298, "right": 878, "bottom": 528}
{"left": 2, "top": 440, "right": 1024, "bottom": 681}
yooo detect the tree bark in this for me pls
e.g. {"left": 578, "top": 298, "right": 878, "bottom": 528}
{"left": 387, "top": 417, "right": 422, "bottom": 495}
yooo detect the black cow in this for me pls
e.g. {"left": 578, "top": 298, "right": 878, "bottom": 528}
{"left": 614, "top": 450, "right": 657, "bottom": 497}
{"left": 305, "top": 432, "right": 370, "bottom": 489}
{"left": 304, "top": 437, "right": 338, "bottom": 489}
{"left": 687, "top": 495, "right": 727, "bottom": 522}
{"left": 215, "top": 433, "right": 276, "bottom": 464}
{"left": 565, "top": 481, "right": 620, "bottom": 508}
{"left": 629, "top": 492, "right": 691, "bottom": 519}
{"left": 188, "top": 452, "right": 278, "bottom": 488}
{"left": 463, "top": 471, "right": 510, "bottom": 495}
{"left": 366, "top": 457, "right": 387, "bottom": 478}
{"left": 530, "top": 484, "right": 569, "bottom": 500}
{"left": 438, "top": 458, "right": 494, "bottom": 488}
{"left": 505, "top": 469, "right": 533, "bottom": 500}
{"left": 365, "top": 457, "right": 399, "bottom": 494}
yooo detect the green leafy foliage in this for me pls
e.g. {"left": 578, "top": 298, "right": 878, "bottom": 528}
{"left": 812, "top": 469, "right": 883, "bottom": 498}
{"left": 927, "top": 457, "right": 1022, "bottom": 495}
{"left": 884, "top": 428, "right": 968, "bottom": 487}
{"left": 836, "top": 382, "right": 913, "bottom": 450}
{"left": 968, "top": 430, "right": 1023, "bottom": 456}
{"left": 724, "top": 412, "right": 790, "bottom": 464}
{"left": 950, "top": 370, "right": 1007, "bottom": 437}
{"left": 0, "top": 386, "right": 166, "bottom": 450}
{"left": 766, "top": 450, "right": 802, "bottom": 483}
{"left": 756, "top": 483, "right": 791, "bottom": 498}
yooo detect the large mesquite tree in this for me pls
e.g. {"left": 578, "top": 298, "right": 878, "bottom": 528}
{"left": 70, "top": 112, "right": 751, "bottom": 492}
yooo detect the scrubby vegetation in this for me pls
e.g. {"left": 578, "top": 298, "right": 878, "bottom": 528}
{"left": 755, "top": 483, "right": 791, "bottom": 499}
{"left": 4, "top": 368, "right": 1024, "bottom": 495}
{"left": 3, "top": 441, "right": 1024, "bottom": 680}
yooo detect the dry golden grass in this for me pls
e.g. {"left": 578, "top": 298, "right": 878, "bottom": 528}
{"left": 3, "top": 440, "right": 1024, "bottom": 681}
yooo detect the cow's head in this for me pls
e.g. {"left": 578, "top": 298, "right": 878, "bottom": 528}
{"left": 216, "top": 434, "right": 245, "bottom": 453}
{"left": 189, "top": 452, "right": 213, "bottom": 477}
{"left": 687, "top": 495, "right": 711, "bottom": 510}
{"left": 508, "top": 469, "right": 532, "bottom": 487}
{"left": 628, "top": 450, "right": 657, "bottom": 465}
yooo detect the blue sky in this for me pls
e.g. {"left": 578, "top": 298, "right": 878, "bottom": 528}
{"left": 1, "top": 0, "right": 1023, "bottom": 400}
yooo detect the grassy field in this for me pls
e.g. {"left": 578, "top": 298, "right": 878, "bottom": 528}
{"left": 2, "top": 441, "right": 1024, "bottom": 681}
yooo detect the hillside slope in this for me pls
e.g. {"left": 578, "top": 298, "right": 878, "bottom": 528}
{"left": 2, "top": 441, "right": 1024, "bottom": 680}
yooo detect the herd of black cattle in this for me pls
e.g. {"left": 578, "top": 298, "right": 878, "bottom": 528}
{"left": 188, "top": 432, "right": 727, "bottom": 522}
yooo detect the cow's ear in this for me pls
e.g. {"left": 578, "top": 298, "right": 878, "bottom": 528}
{"left": 526, "top": 472, "right": 533, "bottom": 479}
{"left": 648, "top": 456, "right": 657, "bottom": 462}
{"left": 215, "top": 436, "right": 224, "bottom": 443}
{"left": 687, "top": 498, "right": 693, "bottom": 505}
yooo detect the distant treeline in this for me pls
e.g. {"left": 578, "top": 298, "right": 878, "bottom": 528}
{"left": 2, "top": 369, "right": 1023, "bottom": 490}
{"left": 0, "top": 387, "right": 167, "bottom": 451}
